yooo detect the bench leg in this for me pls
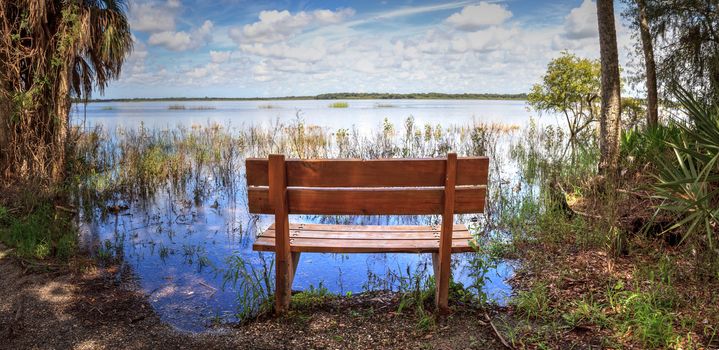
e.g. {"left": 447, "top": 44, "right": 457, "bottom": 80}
{"left": 290, "top": 252, "right": 301, "bottom": 286}
{"left": 431, "top": 253, "right": 440, "bottom": 284}
{"left": 432, "top": 252, "right": 450, "bottom": 313}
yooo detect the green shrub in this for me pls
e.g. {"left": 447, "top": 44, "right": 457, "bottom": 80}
{"left": 0, "top": 204, "right": 76, "bottom": 260}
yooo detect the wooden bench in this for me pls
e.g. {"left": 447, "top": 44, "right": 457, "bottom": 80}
{"left": 246, "top": 153, "right": 489, "bottom": 313}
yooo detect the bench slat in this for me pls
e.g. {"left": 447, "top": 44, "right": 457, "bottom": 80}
{"left": 252, "top": 224, "right": 476, "bottom": 253}
{"left": 247, "top": 186, "right": 486, "bottom": 215}
{"left": 261, "top": 229, "right": 473, "bottom": 240}
{"left": 246, "top": 157, "right": 488, "bottom": 188}
{"left": 267, "top": 223, "right": 470, "bottom": 232}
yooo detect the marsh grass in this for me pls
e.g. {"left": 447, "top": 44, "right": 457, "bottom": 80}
{"left": 328, "top": 101, "right": 349, "bottom": 108}
{"left": 68, "top": 116, "right": 520, "bottom": 321}
{"left": 168, "top": 105, "right": 216, "bottom": 110}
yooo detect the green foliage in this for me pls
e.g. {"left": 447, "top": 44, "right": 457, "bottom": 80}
{"left": 222, "top": 253, "right": 274, "bottom": 321}
{"left": 527, "top": 52, "right": 601, "bottom": 146}
{"left": 513, "top": 283, "right": 550, "bottom": 319}
{"left": 621, "top": 97, "right": 648, "bottom": 129}
{"left": 624, "top": 0, "right": 719, "bottom": 100}
{"left": 0, "top": 204, "right": 76, "bottom": 260}
{"left": 620, "top": 123, "right": 681, "bottom": 165}
{"left": 607, "top": 280, "right": 677, "bottom": 349}
{"left": 291, "top": 282, "right": 335, "bottom": 309}
{"left": 652, "top": 89, "right": 719, "bottom": 251}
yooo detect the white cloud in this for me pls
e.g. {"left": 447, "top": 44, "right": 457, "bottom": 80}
{"left": 240, "top": 39, "right": 327, "bottom": 62}
{"left": 111, "top": 0, "right": 638, "bottom": 97}
{"left": 149, "top": 20, "right": 213, "bottom": 51}
{"left": 451, "top": 26, "right": 519, "bottom": 53}
{"left": 129, "top": 0, "right": 180, "bottom": 33}
{"left": 446, "top": 2, "right": 512, "bottom": 31}
{"left": 564, "top": 0, "right": 597, "bottom": 40}
{"left": 229, "top": 8, "right": 355, "bottom": 44}
{"left": 209, "top": 50, "right": 231, "bottom": 64}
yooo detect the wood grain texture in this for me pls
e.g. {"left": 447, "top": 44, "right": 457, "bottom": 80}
{"left": 247, "top": 186, "right": 486, "bottom": 215}
{"left": 436, "top": 153, "right": 457, "bottom": 313}
{"left": 253, "top": 224, "right": 476, "bottom": 253}
{"left": 246, "top": 157, "right": 488, "bottom": 187}
{"left": 259, "top": 227, "right": 473, "bottom": 240}
{"left": 269, "top": 154, "right": 292, "bottom": 314}
{"left": 265, "top": 223, "right": 468, "bottom": 232}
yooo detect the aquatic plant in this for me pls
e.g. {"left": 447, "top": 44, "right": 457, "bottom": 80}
{"left": 328, "top": 101, "right": 349, "bottom": 108}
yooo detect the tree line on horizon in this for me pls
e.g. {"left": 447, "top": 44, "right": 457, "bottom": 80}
{"left": 79, "top": 92, "right": 529, "bottom": 103}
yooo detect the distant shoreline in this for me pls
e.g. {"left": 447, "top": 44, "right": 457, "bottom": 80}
{"left": 78, "top": 92, "right": 528, "bottom": 103}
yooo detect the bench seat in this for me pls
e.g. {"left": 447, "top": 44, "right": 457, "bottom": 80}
{"left": 253, "top": 223, "right": 477, "bottom": 253}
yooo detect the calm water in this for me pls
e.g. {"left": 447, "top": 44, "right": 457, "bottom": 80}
{"left": 72, "top": 99, "right": 534, "bottom": 331}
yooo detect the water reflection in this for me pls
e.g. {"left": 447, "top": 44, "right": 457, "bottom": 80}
{"left": 73, "top": 99, "right": 530, "bottom": 331}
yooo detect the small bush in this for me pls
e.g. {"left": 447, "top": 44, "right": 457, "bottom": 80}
{"left": 0, "top": 204, "right": 76, "bottom": 260}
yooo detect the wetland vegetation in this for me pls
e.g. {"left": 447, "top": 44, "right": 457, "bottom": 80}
{"left": 1, "top": 0, "right": 718, "bottom": 349}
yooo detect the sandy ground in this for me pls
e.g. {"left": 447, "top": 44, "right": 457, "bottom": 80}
{"left": 0, "top": 244, "right": 505, "bottom": 350}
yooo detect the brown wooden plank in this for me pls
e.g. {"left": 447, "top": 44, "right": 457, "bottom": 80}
{"left": 245, "top": 157, "right": 488, "bottom": 187}
{"left": 245, "top": 158, "right": 268, "bottom": 187}
{"left": 267, "top": 223, "right": 469, "bottom": 232}
{"left": 247, "top": 186, "right": 486, "bottom": 215}
{"left": 269, "top": 154, "right": 292, "bottom": 314}
{"left": 260, "top": 228, "right": 473, "bottom": 240}
{"left": 457, "top": 157, "right": 489, "bottom": 187}
{"left": 436, "top": 152, "right": 457, "bottom": 313}
{"left": 252, "top": 236, "right": 476, "bottom": 253}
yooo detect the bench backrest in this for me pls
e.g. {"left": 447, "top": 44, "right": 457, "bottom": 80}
{"left": 245, "top": 154, "right": 488, "bottom": 215}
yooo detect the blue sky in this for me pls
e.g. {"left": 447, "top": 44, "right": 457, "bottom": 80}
{"left": 107, "top": 0, "right": 635, "bottom": 98}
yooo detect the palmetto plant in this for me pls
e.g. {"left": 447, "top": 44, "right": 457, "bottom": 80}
{"left": 652, "top": 88, "right": 719, "bottom": 249}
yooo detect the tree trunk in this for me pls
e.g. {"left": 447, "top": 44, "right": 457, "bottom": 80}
{"left": 597, "top": 0, "right": 622, "bottom": 177}
{"left": 637, "top": 0, "right": 658, "bottom": 128}
{"left": 0, "top": 99, "right": 9, "bottom": 178}
{"left": 51, "top": 65, "right": 72, "bottom": 185}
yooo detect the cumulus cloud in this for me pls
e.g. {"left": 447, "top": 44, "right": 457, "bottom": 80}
{"left": 129, "top": 0, "right": 180, "bottom": 33}
{"left": 209, "top": 50, "right": 231, "bottom": 64}
{"left": 446, "top": 3, "right": 512, "bottom": 31}
{"left": 240, "top": 39, "right": 327, "bottom": 62}
{"left": 149, "top": 20, "right": 214, "bottom": 51}
{"left": 112, "top": 0, "right": 637, "bottom": 97}
{"left": 228, "top": 8, "right": 355, "bottom": 44}
{"left": 564, "top": 0, "right": 598, "bottom": 40}
{"left": 451, "top": 26, "right": 519, "bottom": 53}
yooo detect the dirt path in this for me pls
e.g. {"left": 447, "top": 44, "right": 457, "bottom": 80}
{"left": 0, "top": 245, "right": 504, "bottom": 349}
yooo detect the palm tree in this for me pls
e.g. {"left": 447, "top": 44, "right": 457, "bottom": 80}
{"left": 0, "top": 0, "right": 132, "bottom": 186}
{"left": 596, "top": 0, "right": 622, "bottom": 177}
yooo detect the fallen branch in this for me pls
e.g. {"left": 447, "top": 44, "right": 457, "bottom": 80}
{"left": 572, "top": 209, "right": 603, "bottom": 220}
{"left": 484, "top": 312, "right": 513, "bottom": 350}
{"left": 54, "top": 205, "right": 77, "bottom": 214}
{"left": 617, "top": 188, "right": 649, "bottom": 197}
